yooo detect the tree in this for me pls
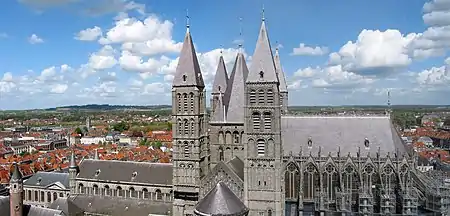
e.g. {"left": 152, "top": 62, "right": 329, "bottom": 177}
{"left": 0, "top": 126, "right": 3, "bottom": 131}
{"left": 139, "top": 138, "right": 148, "bottom": 146}
{"left": 113, "top": 122, "right": 129, "bottom": 132}
{"left": 153, "top": 141, "right": 163, "bottom": 149}
{"left": 166, "top": 122, "right": 172, "bottom": 131}
{"left": 98, "top": 141, "right": 103, "bottom": 145}
{"left": 74, "top": 127, "right": 82, "bottom": 135}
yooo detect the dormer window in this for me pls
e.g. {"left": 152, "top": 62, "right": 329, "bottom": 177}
{"left": 259, "top": 71, "right": 264, "bottom": 79}
{"left": 307, "top": 137, "right": 313, "bottom": 148}
{"left": 218, "top": 86, "right": 221, "bottom": 92}
{"left": 37, "top": 177, "right": 42, "bottom": 185}
{"left": 131, "top": 171, "right": 138, "bottom": 179}
{"left": 95, "top": 169, "right": 101, "bottom": 177}
{"left": 182, "top": 74, "right": 187, "bottom": 82}
{"left": 364, "top": 138, "right": 370, "bottom": 148}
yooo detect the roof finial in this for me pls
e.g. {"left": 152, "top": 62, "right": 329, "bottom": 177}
{"left": 186, "top": 9, "right": 190, "bottom": 31}
{"left": 238, "top": 17, "right": 243, "bottom": 49}
{"left": 220, "top": 44, "right": 223, "bottom": 55}
{"left": 275, "top": 40, "right": 279, "bottom": 51}
{"left": 262, "top": 4, "right": 265, "bottom": 22}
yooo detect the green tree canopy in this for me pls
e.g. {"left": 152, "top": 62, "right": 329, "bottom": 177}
{"left": 74, "top": 127, "right": 82, "bottom": 135}
{"left": 113, "top": 122, "right": 129, "bottom": 132}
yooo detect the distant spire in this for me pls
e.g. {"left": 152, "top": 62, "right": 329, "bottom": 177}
{"left": 10, "top": 162, "right": 22, "bottom": 182}
{"left": 94, "top": 149, "right": 99, "bottom": 160}
{"left": 186, "top": 9, "right": 190, "bottom": 31}
{"left": 69, "top": 150, "right": 77, "bottom": 168}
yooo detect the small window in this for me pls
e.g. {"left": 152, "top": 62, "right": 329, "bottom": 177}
{"left": 95, "top": 169, "right": 101, "bottom": 177}
{"left": 182, "top": 75, "right": 187, "bottom": 82}
{"left": 132, "top": 172, "right": 137, "bottom": 178}
{"left": 219, "top": 146, "right": 224, "bottom": 161}
{"left": 257, "top": 139, "right": 265, "bottom": 156}
{"left": 183, "top": 94, "right": 188, "bottom": 111}
{"left": 263, "top": 112, "right": 272, "bottom": 130}
{"left": 258, "top": 90, "right": 265, "bottom": 105}
{"left": 250, "top": 90, "right": 257, "bottom": 104}
{"left": 184, "top": 142, "right": 190, "bottom": 157}
{"left": 234, "top": 132, "right": 240, "bottom": 144}
{"left": 267, "top": 90, "right": 274, "bottom": 104}
{"left": 259, "top": 71, "right": 264, "bottom": 79}
{"left": 307, "top": 137, "right": 313, "bottom": 148}
{"left": 364, "top": 138, "right": 370, "bottom": 148}
{"left": 252, "top": 112, "right": 261, "bottom": 130}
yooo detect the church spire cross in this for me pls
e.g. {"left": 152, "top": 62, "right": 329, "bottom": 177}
{"left": 186, "top": 9, "right": 190, "bottom": 30}
{"left": 262, "top": 4, "right": 265, "bottom": 21}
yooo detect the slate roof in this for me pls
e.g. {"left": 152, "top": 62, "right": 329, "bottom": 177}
{"left": 50, "top": 195, "right": 172, "bottom": 216}
{"left": 50, "top": 197, "right": 84, "bottom": 215}
{"left": 0, "top": 196, "right": 63, "bottom": 216}
{"left": 77, "top": 159, "right": 173, "bottom": 185}
{"left": 172, "top": 28, "right": 205, "bottom": 88}
{"left": 247, "top": 20, "right": 278, "bottom": 84}
{"left": 194, "top": 182, "right": 248, "bottom": 216}
{"left": 212, "top": 55, "right": 228, "bottom": 94}
{"left": 274, "top": 48, "right": 288, "bottom": 93}
{"left": 225, "top": 52, "right": 249, "bottom": 123}
{"left": 226, "top": 156, "right": 244, "bottom": 181}
{"left": 24, "top": 171, "right": 70, "bottom": 189}
{"left": 11, "top": 162, "right": 22, "bottom": 183}
{"left": 281, "top": 116, "right": 406, "bottom": 157}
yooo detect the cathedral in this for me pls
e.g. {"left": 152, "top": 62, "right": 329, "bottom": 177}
{"left": 3, "top": 11, "right": 450, "bottom": 216}
{"left": 171, "top": 13, "right": 424, "bottom": 216}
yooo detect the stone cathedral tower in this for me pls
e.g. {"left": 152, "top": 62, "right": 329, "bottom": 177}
{"left": 243, "top": 17, "right": 284, "bottom": 215}
{"left": 69, "top": 150, "right": 79, "bottom": 194}
{"left": 171, "top": 24, "right": 208, "bottom": 215}
{"left": 9, "top": 162, "right": 23, "bottom": 216}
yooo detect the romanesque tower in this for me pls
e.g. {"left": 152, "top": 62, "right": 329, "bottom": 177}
{"left": 9, "top": 162, "right": 23, "bottom": 216}
{"left": 274, "top": 47, "right": 289, "bottom": 114}
{"left": 69, "top": 151, "right": 79, "bottom": 194}
{"left": 243, "top": 15, "right": 284, "bottom": 215}
{"left": 171, "top": 21, "right": 208, "bottom": 215}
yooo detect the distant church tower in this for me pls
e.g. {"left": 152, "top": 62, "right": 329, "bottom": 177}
{"left": 86, "top": 116, "right": 91, "bottom": 130}
{"left": 69, "top": 151, "right": 79, "bottom": 194}
{"left": 171, "top": 17, "right": 208, "bottom": 215}
{"left": 243, "top": 14, "right": 284, "bottom": 215}
{"left": 274, "top": 47, "right": 289, "bottom": 114}
{"left": 9, "top": 162, "right": 23, "bottom": 216}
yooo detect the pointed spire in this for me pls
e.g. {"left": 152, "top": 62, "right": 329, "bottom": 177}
{"left": 194, "top": 182, "right": 249, "bottom": 215}
{"left": 225, "top": 51, "right": 249, "bottom": 123}
{"left": 69, "top": 150, "right": 77, "bottom": 168}
{"left": 212, "top": 54, "right": 228, "bottom": 94}
{"left": 10, "top": 162, "right": 22, "bottom": 183}
{"left": 172, "top": 14, "right": 204, "bottom": 88}
{"left": 246, "top": 14, "right": 278, "bottom": 83}
{"left": 274, "top": 46, "right": 288, "bottom": 93}
{"left": 186, "top": 9, "right": 190, "bottom": 31}
{"left": 94, "top": 149, "right": 99, "bottom": 160}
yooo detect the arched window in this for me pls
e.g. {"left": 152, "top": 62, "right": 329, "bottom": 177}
{"left": 177, "top": 119, "right": 182, "bottom": 135}
{"left": 104, "top": 185, "right": 110, "bottom": 196}
{"left": 189, "top": 92, "right": 194, "bottom": 112}
{"left": 117, "top": 186, "right": 123, "bottom": 197}
{"left": 233, "top": 131, "right": 240, "bottom": 144}
{"left": 47, "top": 192, "right": 51, "bottom": 202}
{"left": 155, "top": 189, "right": 162, "bottom": 200}
{"left": 78, "top": 183, "right": 85, "bottom": 194}
{"left": 257, "top": 139, "right": 265, "bottom": 156}
{"left": 268, "top": 209, "right": 273, "bottom": 216}
{"left": 183, "top": 93, "right": 188, "bottom": 112}
{"left": 280, "top": 94, "right": 283, "bottom": 106}
{"left": 323, "top": 164, "right": 338, "bottom": 200}
{"left": 267, "top": 89, "right": 274, "bottom": 104}
{"left": 184, "top": 141, "right": 189, "bottom": 157}
{"left": 177, "top": 93, "right": 181, "bottom": 112}
{"left": 93, "top": 184, "right": 99, "bottom": 195}
{"left": 190, "top": 119, "right": 195, "bottom": 136}
{"left": 250, "top": 90, "right": 257, "bottom": 104}
{"left": 258, "top": 90, "right": 265, "bottom": 104}
{"left": 129, "top": 187, "right": 137, "bottom": 198}
{"left": 34, "top": 191, "right": 38, "bottom": 201}
{"left": 143, "top": 188, "right": 149, "bottom": 199}
{"left": 304, "top": 164, "right": 319, "bottom": 200}
{"left": 252, "top": 112, "right": 261, "bottom": 131}
{"left": 285, "top": 163, "right": 300, "bottom": 200}
{"left": 184, "top": 119, "right": 189, "bottom": 136}
{"left": 53, "top": 192, "right": 57, "bottom": 201}
{"left": 263, "top": 112, "right": 272, "bottom": 130}
{"left": 219, "top": 146, "right": 224, "bottom": 161}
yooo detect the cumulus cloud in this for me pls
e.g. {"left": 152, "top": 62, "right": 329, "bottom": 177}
{"left": 28, "top": 34, "right": 44, "bottom": 44}
{"left": 294, "top": 67, "right": 320, "bottom": 78}
{"left": 75, "top": 26, "right": 102, "bottom": 41}
{"left": 291, "top": 43, "right": 329, "bottom": 56}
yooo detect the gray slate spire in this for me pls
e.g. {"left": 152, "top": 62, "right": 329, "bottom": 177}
{"left": 246, "top": 20, "right": 278, "bottom": 83}
{"left": 94, "top": 149, "right": 99, "bottom": 160}
{"left": 10, "top": 162, "right": 22, "bottom": 183}
{"left": 172, "top": 28, "right": 205, "bottom": 88}
{"left": 225, "top": 50, "right": 249, "bottom": 123}
{"left": 69, "top": 151, "right": 77, "bottom": 168}
{"left": 212, "top": 55, "right": 229, "bottom": 93}
{"left": 194, "top": 182, "right": 249, "bottom": 216}
{"left": 274, "top": 48, "right": 288, "bottom": 92}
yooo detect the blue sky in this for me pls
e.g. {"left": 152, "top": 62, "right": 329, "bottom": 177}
{"left": 0, "top": 0, "right": 449, "bottom": 110}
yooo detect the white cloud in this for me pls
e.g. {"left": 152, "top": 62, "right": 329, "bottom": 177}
{"left": 88, "top": 45, "right": 117, "bottom": 70}
{"left": 28, "top": 34, "right": 44, "bottom": 44}
{"left": 0, "top": 33, "right": 8, "bottom": 38}
{"left": 329, "top": 29, "right": 416, "bottom": 75}
{"left": 416, "top": 58, "right": 450, "bottom": 86}
{"left": 99, "top": 15, "right": 181, "bottom": 56}
{"left": 75, "top": 26, "right": 102, "bottom": 41}
{"left": 294, "top": 67, "right": 320, "bottom": 78}
{"left": 0, "top": 72, "right": 16, "bottom": 93}
{"left": 119, "top": 50, "right": 170, "bottom": 74}
{"left": 50, "top": 84, "right": 68, "bottom": 94}
{"left": 291, "top": 43, "right": 329, "bottom": 56}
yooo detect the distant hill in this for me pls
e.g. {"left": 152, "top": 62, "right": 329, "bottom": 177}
{"left": 47, "top": 104, "right": 172, "bottom": 111}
